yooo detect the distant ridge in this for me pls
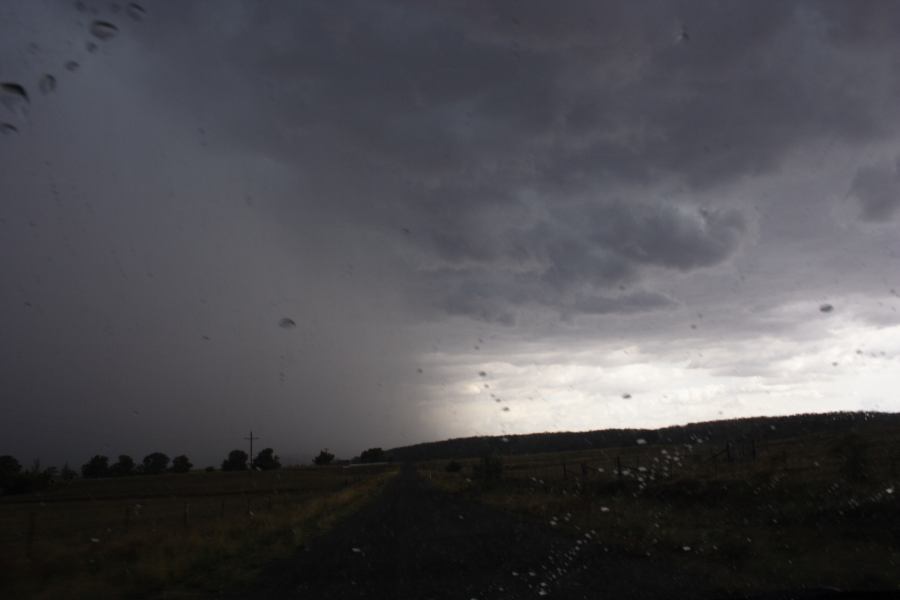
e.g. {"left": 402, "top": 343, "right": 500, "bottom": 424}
{"left": 389, "top": 411, "right": 900, "bottom": 462}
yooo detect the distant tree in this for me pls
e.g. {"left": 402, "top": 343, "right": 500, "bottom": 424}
{"left": 253, "top": 448, "right": 281, "bottom": 471}
{"left": 0, "top": 455, "right": 23, "bottom": 493}
{"left": 0, "top": 455, "right": 21, "bottom": 480}
{"left": 222, "top": 449, "right": 249, "bottom": 471}
{"left": 60, "top": 462, "right": 77, "bottom": 481}
{"left": 109, "top": 454, "right": 136, "bottom": 477}
{"left": 359, "top": 447, "right": 386, "bottom": 463}
{"left": 204, "top": 466, "right": 215, "bottom": 473}
{"left": 171, "top": 455, "right": 193, "bottom": 473}
{"left": 141, "top": 452, "right": 170, "bottom": 475}
{"left": 0, "top": 456, "right": 56, "bottom": 495}
{"left": 81, "top": 455, "right": 110, "bottom": 479}
{"left": 313, "top": 449, "right": 335, "bottom": 466}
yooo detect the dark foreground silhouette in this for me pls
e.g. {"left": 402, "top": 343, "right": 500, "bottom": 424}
{"left": 230, "top": 465, "right": 895, "bottom": 600}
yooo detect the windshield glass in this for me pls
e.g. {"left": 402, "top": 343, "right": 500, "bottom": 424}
{"left": 2, "top": 2, "right": 899, "bottom": 598}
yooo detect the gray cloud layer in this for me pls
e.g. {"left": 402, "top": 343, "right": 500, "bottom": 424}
{"left": 2, "top": 0, "right": 900, "bottom": 464}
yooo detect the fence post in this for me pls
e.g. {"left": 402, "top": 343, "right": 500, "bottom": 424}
{"left": 616, "top": 456, "right": 623, "bottom": 481}
{"left": 562, "top": 461, "right": 568, "bottom": 480}
{"left": 183, "top": 503, "right": 190, "bottom": 530}
{"left": 124, "top": 504, "right": 130, "bottom": 532}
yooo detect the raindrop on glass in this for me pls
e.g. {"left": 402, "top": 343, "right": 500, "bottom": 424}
{"left": 86, "top": 41, "right": 98, "bottom": 53}
{"left": 819, "top": 303, "right": 834, "bottom": 313}
{"left": 278, "top": 317, "right": 296, "bottom": 329}
{"left": 0, "top": 123, "right": 17, "bottom": 135}
{"left": 1, "top": 83, "right": 29, "bottom": 118}
{"left": 38, "top": 74, "right": 56, "bottom": 95}
{"left": 126, "top": 3, "right": 146, "bottom": 21}
{"left": 90, "top": 20, "right": 119, "bottom": 41}
{"left": 65, "top": 61, "right": 80, "bottom": 72}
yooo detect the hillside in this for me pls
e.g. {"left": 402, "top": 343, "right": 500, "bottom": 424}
{"left": 389, "top": 411, "right": 900, "bottom": 461}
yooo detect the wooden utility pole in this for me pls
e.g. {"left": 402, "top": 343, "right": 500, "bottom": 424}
{"left": 244, "top": 431, "right": 260, "bottom": 471}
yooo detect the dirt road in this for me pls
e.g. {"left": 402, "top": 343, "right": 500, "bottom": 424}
{"left": 231, "top": 465, "right": 725, "bottom": 599}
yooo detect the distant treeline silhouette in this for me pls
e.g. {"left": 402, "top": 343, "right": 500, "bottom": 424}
{"left": 0, "top": 447, "right": 285, "bottom": 495}
{"left": 388, "top": 411, "right": 900, "bottom": 462}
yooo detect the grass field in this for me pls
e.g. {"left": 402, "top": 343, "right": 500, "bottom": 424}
{"left": 420, "top": 421, "right": 900, "bottom": 594}
{"left": 0, "top": 465, "right": 398, "bottom": 599}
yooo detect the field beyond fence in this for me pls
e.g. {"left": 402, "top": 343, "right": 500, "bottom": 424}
{"left": 420, "top": 421, "right": 900, "bottom": 594}
{"left": 0, "top": 465, "right": 397, "bottom": 599}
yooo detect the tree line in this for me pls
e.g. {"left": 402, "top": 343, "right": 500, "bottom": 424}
{"left": 1, "top": 444, "right": 392, "bottom": 495}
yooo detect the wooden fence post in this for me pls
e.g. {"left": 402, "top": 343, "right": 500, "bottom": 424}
{"left": 616, "top": 456, "right": 623, "bottom": 481}
{"left": 124, "top": 504, "right": 130, "bottom": 532}
{"left": 183, "top": 503, "right": 190, "bottom": 530}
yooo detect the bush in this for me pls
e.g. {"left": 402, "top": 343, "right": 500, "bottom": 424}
{"left": 81, "top": 455, "right": 109, "bottom": 479}
{"left": 445, "top": 460, "right": 462, "bottom": 473}
{"left": 171, "top": 455, "right": 193, "bottom": 473}
{"left": 222, "top": 449, "right": 249, "bottom": 471}
{"left": 141, "top": 452, "right": 170, "bottom": 475}
{"left": 253, "top": 448, "right": 281, "bottom": 470}
{"left": 109, "top": 455, "right": 135, "bottom": 477}
{"left": 359, "top": 448, "right": 386, "bottom": 463}
{"left": 314, "top": 449, "right": 335, "bottom": 466}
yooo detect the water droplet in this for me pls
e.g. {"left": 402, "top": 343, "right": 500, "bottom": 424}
{"left": 1, "top": 83, "right": 29, "bottom": 118}
{"left": 622, "top": 393, "right": 631, "bottom": 399}
{"left": 819, "top": 303, "right": 834, "bottom": 313}
{"left": 478, "top": 371, "right": 487, "bottom": 377}
{"left": 90, "top": 21, "right": 119, "bottom": 41}
{"left": 86, "top": 40, "right": 98, "bottom": 53}
{"left": 38, "top": 74, "right": 56, "bottom": 94}
{"left": 501, "top": 406, "right": 510, "bottom": 412}
{"left": 65, "top": 61, "right": 80, "bottom": 72}
{"left": 636, "top": 438, "right": 647, "bottom": 445}
{"left": 0, "top": 123, "right": 18, "bottom": 135}
{"left": 278, "top": 317, "right": 296, "bottom": 329}
{"left": 416, "top": 368, "right": 423, "bottom": 374}
{"left": 351, "top": 547, "right": 361, "bottom": 553}
{"left": 126, "top": 3, "right": 146, "bottom": 21}
{"left": 90, "top": 537, "right": 100, "bottom": 543}
{"left": 682, "top": 545, "right": 691, "bottom": 551}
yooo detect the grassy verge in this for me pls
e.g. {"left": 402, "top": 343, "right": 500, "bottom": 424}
{"left": 420, "top": 430, "right": 900, "bottom": 594}
{"left": 0, "top": 468, "right": 398, "bottom": 599}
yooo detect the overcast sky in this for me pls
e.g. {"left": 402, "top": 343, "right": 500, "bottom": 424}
{"left": 2, "top": 1, "right": 899, "bottom": 467}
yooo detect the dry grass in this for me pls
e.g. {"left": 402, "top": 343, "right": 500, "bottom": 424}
{"left": 420, "top": 424, "right": 900, "bottom": 594}
{"left": 0, "top": 466, "right": 398, "bottom": 598}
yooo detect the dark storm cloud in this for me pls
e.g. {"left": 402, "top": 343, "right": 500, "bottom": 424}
{"left": 115, "top": 0, "right": 900, "bottom": 322}
{"left": 851, "top": 159, "right": 900, "bottom": 222}
{"left": 3, "top": 1, "right": 900, "bottom": 465}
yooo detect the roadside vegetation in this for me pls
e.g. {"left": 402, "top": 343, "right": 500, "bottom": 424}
{"left": 0, "top": 464, "right": 397, "bottom": 598}
{"left": 420, "top": 419, "right": 900, "bottom": 594}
